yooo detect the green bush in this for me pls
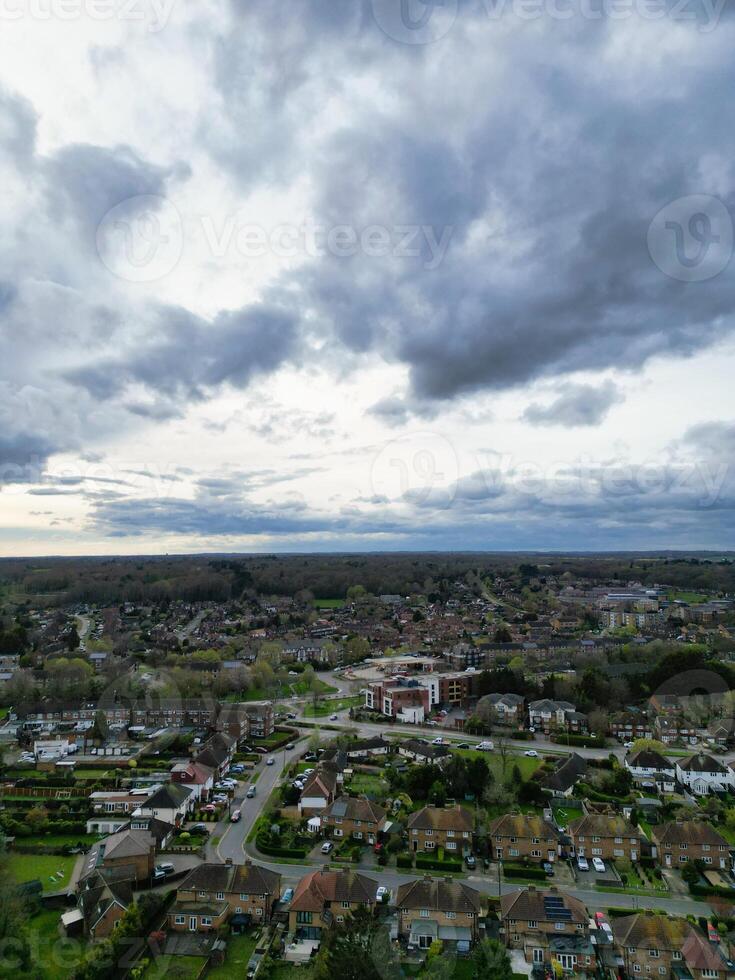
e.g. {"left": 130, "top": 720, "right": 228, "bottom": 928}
{"left": 255, "top": 836, "right": 306, "bottom": 859}
{"left": 397, "top": 854, "right": 414, "bottom": 868}
{"left": 415, "top": 856, "right": 461, "bottom": 872}
{"left": 503, "top": 864, "right": 547, "bottom": 881}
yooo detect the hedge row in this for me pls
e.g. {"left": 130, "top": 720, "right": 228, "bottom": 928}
{"left": 415, "top": 856, "right": 462, "bottom": 872}
{"left": 397, "top": 855, "right": 413, "bottom": 868}
{"left": 255, "top": 837, "right": 307, "bottom": 859}
{"left": 690, "top": 883, "right": 735, "bottom": 899}
{"left": 503, "top": 864, "right": 548, "bottom": 881}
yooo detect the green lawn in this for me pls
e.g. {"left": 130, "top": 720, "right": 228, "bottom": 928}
{"left": 142, "top": 954, "right": 204, "bottom": 979}
{"left": 452, "top": 748, "right": 542, "bottom": 781}
{"left": 668, "top": 591, "right": 708, "bottom": 604}
{"left": 313, "top": 598, "right": 345, "bottom": 609}
{"left": 207, "top": 932, "right": 258, "bottom": 978}
{"left": 291, "top": 678, "right": 337, "bottom": 696}
{"left": 302, "top": 696, "right": 362, "bottom": 717}
{"left": 347, "top": 772, "right": 388, "bottom": 797}
{"left": 7, "top": 908, "right": 87, "bottom": 980}
{"left": 8, "top": 853, "right": 77, "bottom": 892}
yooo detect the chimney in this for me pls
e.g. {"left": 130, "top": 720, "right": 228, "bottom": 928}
{"left": 225, "top": 857, "right": 233, "bottom": 866}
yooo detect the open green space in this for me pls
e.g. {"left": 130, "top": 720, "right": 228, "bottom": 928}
{"left": 8, "top": 852, "right": 77, "bottom": 892}
{"left": 290, "top": 677, "right": 337, "bottom": 696}
{"left": 452, "top": 748, "right": 542, "bottom": 781}
{"left": 302, "top": 695, "right": 361, "bottom": 717}
{"left": 347, "top": 772, "right": 388, "bottom": 797}
{"left": 207, "top": 933, "right": 258, "bottom": 979}
{"left": 142, "top": 954, "right": 204, "bottom": 979}
{"left": 313, "top": 597, "right": 345, "bottom": 609}
{"left": 9, "top": 908, "right": 87, "bottom": 980}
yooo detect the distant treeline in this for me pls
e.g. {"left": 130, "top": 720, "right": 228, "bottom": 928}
{"left": 0, "top": 551, "right": 733, "bottom": 607}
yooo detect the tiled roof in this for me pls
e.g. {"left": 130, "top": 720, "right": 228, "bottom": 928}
{"left": 407, "top": 805, "right": 473, "bottom": 833}
{"left": 653, "top": 820, "right": 729, "bottom": 848}
{"left": 397, "top": 877, "right": 481, "bottom": 914}
{"left": 626, "top": 749, "right": 672, "bottom": 770}
{"left": 568, "top": 813, "right": 640, "bottom": 839}
{"left": 500, "top": 887, "right": 587, "bottom": 924}
{"left": 489, "top": 813, "right": 561, "bottom": 841}
{"left": 323, "top": 796, "right": 387, "bottom": 824}
{"left": 290, "top": 870, "right": 377, "bottom": 912}
{"left": 178, "top": 861, "right": 280, "bottom": 895}
{"left": 678, "top": 752, "right": 730, "bottom": 774}
{"left": 613, "top": 912, "right": 692, "bottom": 950}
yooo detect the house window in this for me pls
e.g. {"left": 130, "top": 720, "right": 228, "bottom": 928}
{"left": 650, "top": 949, "right": 659, "bottom": 958}
{"left": 296, "top": 912, "right": 313, "bottom": 924}
{"left": 528, "top": 921, "right": 538, "bottom": 929}
{"left": 554, "top": 922, "right": 565, "bottom": 931}
{"left": 336, "top": 916, "right": 344, "bottom": 923}
{"left": 202, "top": 917, "right": 212, "bottom": 927}
{"left": 175, "top": 915, "right": 185, "bottom": 925}
{"left": 509, "top": 848, "right": 519, "bottom": 857}
{"left": 240, "top": 894, "right": 249, "bottom": 900}
{"left": 447, "top": 842, "right": 457, "bottom": 850}
{"left": 426, "top": 830, "right": 433, "bottom": 836}
{"left": 256, "top": 908, "right": 263, "bottom": 916}
{"left": 425, "top": 842, "right": 435, "bottom": 851}
{"left": 673, "top": 953, "right": 682, "bottom": 961}
{"left": 216, "top": 892, "right": 224, "bottom": 900}
{"left": 420, "top": 910, "right": 430, "bottom": 918}
{"left": 658, "top": 970, "right": 666, "bottom": 976}
{"left": 634, "top": 966, "right": 641, "bottom": 973}
{"left": 342, "top": 902, "right": 350, "bottom": 909}
{"left": 702, "top": 971, "right": 719, "bottom": 978}
{"left": 533, "top": 950, "right": 544, "bottom": 964}
{"left": 531, "top": 850, "right": 541, "bottom": 858}
{"left": 447, "top": 912, "right": 456, "bottom": 920}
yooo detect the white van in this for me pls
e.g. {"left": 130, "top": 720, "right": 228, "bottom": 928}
{"left": 477, "top": 740, "right": 494, "bottom": 751}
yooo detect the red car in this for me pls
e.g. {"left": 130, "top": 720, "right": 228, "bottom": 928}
{"left": 201, "top": 804, "right": 217, "bottom": 813}
{"left": 373, "top": 842, "right": 383, "bottom": 854}
{"left": 708, "top": 924, "right": 721, "bottom": 943}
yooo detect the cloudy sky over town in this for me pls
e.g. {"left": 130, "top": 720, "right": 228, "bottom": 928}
{"left": 1, "top": 0, "right": 734, "bottom": 555}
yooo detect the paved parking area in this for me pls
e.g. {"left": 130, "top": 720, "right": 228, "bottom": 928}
{"left": 574, "top": 862, "right": 622, "bottom": 886}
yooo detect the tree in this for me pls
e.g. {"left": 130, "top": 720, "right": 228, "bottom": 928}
{"left": 92, "top": 709, "right": 109, "bottom": 742}
{"left": 312, "top": 906, "right": 401, "bottom": 980}
{"left": 472, "top": 938, "right": 513, "bottom": 980}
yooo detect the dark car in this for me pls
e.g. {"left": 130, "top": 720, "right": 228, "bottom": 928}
{"left": 465, "top": 854, "right": 476, "bottom": 870}
{"left": 190, "top": 823, "right": 209, "bottom": 834}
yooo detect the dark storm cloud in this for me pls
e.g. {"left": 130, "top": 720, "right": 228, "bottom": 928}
{"left": 45, "top": 143, "right": 189, "bottom": 238}
{"left": 64, "top": 304, "right": 299, "bottom": 405}
{"left": 523, "top": 382, "right": 623, "bottom": 427}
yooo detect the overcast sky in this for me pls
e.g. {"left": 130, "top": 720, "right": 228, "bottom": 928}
{"left": 1, "top": 0, "right": 734, "bottom": 556}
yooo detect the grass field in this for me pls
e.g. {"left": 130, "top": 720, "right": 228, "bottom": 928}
{"left": 302, "top": 695, "right": 361, "bottom": 717}
{"left": 291, "top": 678, "right": 337, "bottom": 696}
{"left": 668, "top": 591, "right": 708, "bottom": 604}
{"left": 347, "top": 772, "right": 388, "bottom": 797}
{"left": 207, "top": 933, "right": 258, "bottom": 978}
{"left": 8, "top": 853, "right": 77, "bottom": 892}
{"left": 452, "top": 748, "right": 542, "bottom": 781}
{"left": 14, "top": 908, "right": 87, "bottom": 980}
{"left": 313, "top": 597, "right": 345, "bottom": 609}
{"left": 143, "top": 954, "right": 204, "bottom": 979}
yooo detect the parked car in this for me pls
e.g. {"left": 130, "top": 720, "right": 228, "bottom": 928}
{"left": 287, "top": 713, "right": 297, "bottom": 720}
{"left": 201, "top": 803, "right": 217, "bottom": 813}
{"left": 152, "top": 867, "right": 166, "bottom": 881}
{"left": 465, "top": 854, "right": 476, "bottom": 869}
{"left": 281, "top": 887, "right": 294, "bottom": 903}
{"left": 376, "top": 886, "right": 389, "bottom": 902}
{"left": 321, "top": 841, "right": 334, "bottom": 854}
{"left": 329, "top": 714, "right": 338, "bottom": 721}
{"left": 267, "top": 757, "right": 275, "bottom": 766}
{"left": 230, "top": 809, "right": 241, "bottom": 822}
{"left": 373, "top": 842, "right": 384, "bottom": 854}
{"left": 246, "top": 786, "right": 256, "bottom": 798}
{"left": 155, "top": 862, "right": 174, "bottom": 876}
{"left": 477, "top": 740, "right": 494, "bottom": 751}
{"left": 432, "top": 737, "right": 444, "bottom": 745}
{"left": 286, "top": 743, "right": 295, "bottom": 750}
{"left": 708, "top": 924, "right": 721, "bottom": 943}
{"left": 303, "top": 768, "right": 315, "bottom": 775}
{"left": 543, "top": 862, "right": 554, "bottom": 876}
{"left": 577, "top": 856, "right": 589, "bottom": 872}
{"left": 458, "top": 742, "right": 471, "bottom": 749}
{"left": 524, "top": 750, "right": 539, "bottom": 757}
{"left": 190, "top": 823, "right": 209, "bottom": 834}
{"left": 592, "top": 857, "right": 606, "bottom": 873}
{"left": 293, "top": 780, "right": 304, "bottom": 790}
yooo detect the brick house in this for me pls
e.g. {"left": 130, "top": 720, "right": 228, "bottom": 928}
{"left": 406, "top": 804, "right": 474, "bottom": 855}
{"left": 299, "top": 768, "right": 338, "bottom": 815}
{"left": 479, "top": 693, "right": 525, "bottom": 727}
{"left": 133, "top": 782, "right": 195, "bottom": 826}
{"left": 194, "top": 732, "right": 237, "bottom": 778}
{"left": 321, "top": 796, "right": 387, "bottom": 845}
{"left": 77, "top": 872, "right": 133, "bottom": 939}
{"left": 288, "top": 869, "right": 377, "bottom": 941}
{"left": 652, "top": 820, "right": 731, "bottom": 870}
{"left": 396, "top": 876, "right": 483, "bottom": 951}
{"left": 170, "top": 760, "right": 215, "bottom": 802}
{"left": 168, "top": 859, "right": 281, "bottom": 933}
{"left": 568, "top": 812, "right": 642, "bottom": 863}
{"left": 501, "top": 886, "right": 594, "bottom": 975}
{"left": 82, "top": 828, "right": 156, "bottom": 885}
{"left": 217, "top": 701, "right": 274, "bottom": 739}
{"left": 488, "top": 813, "right": 562, "bottom": 863}
{"left": 613, "top": 912, "right": 694, "bottom": 978}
